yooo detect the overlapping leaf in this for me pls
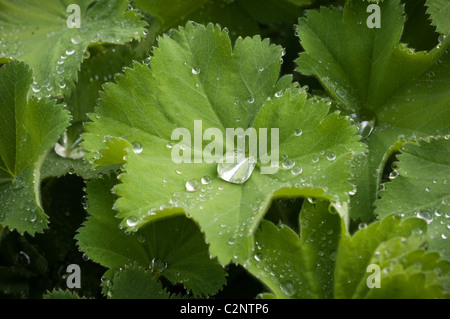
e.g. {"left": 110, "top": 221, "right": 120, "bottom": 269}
{"left": 134, "top": 0, "right": 311, "bottom": 39}
{"left": 0, "top": 61, "right": 70, "bottom": 234}
{"left": 0, "top": 0, "right": 146, "bottom": 98}
{"left": 245, "top": 200, "right": 450, "bottom": 299}
{"left": 82, "top": 23, "right": 364, "bottom": 264}
{"left": 295, "top": 0, "right": 450, "bottom": 221}
{"left": 376, "top": 137, "right": 450, "bottom": 260}
{"left": 75, "top": 174, "right": 226, "bottom": 297}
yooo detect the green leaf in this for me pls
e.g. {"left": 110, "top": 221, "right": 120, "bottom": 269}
{"left": 109, "top": 264, "right": 170, "bottom": 299}
{"left": 75, "top": 173, "right": 227, "bottom": 297}
{"left": 245, "top": 200, "right": 341, "bottom": 298}
{"left": 0, "top": 0, "right": 147, "bottom": 98}
{"left": 245, "top": 201, "right": 450, "bottom": 299}
{"left": 335, "top": 214, "right": 450, "bottom": 299}
{"left": 295, "top": 0, "right": 450, "bottom": 221}
{"left": 43, "top": 289, "right": 82, "bottom": 299}
{"left": 134, "top": 0, "right": 310, "bottom": 39}
{"left": 426, "top": 0, "right": 450, "bottom": 35}
{"left": 83, "top": 23, "right": 364, "bottom": 265}
{"left": 375, "top": 137, "right": 450, "bottom": 260}
{"left": 0, "top": 61, "right": 70, "bottom": 234}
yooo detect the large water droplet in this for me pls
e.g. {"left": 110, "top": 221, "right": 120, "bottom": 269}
{"left": 217, "top": 149, "right": 256, "bottom": 184}
{"left": 191, "top": 67, "right": 200, "bottom": 75}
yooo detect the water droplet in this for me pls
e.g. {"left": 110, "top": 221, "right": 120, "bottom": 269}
{"left": 126, "top": 216, "right": 139, "bottom": 227}
{"left": 389, "top": 170, "right": 399, "bottom": 180}
{"left": 358, "top": 223, "right": 367, "bottom": 230}
{"left": 191, "top": 67, "right": 200, "bottom": 75}
{"left": 247, "top": 97, "right": 255, "bottom": 104}
{"left": 294, "top": 129, "right": 302, "bottom": 136}
{"left": 66, "top": 48, "right": 75, "bottom": 55}
{"left": 275, "top": 90, "right": 283, "bottom": 98}
{"left": 151, "top": 258, "right": 167, "bottom": 272}
{"left": 137, "top": 234, "right": 146, "bottom": 243}
{"left": 200, "top": 175, "right": 211, "bottom": 185}
{"left": 357, "top": 120, "right": 375, "bottom": 139}
{"left": 282, "top": 159, "right": 295, "bottom": 169}
{"left": 227, "top": 238, "right": 235, "bottom": 246}
{"left": 217, "top": 149, "right": 256, "bottom": 184}
{"left": 291, "top": 166, "right": 302, "bottom": 176}
{"left": 131, "top": 142, "right": 143, "bottom": 154}
{"left": 82, "top": 49, "right": 91, "bottom": 59}
{"left": 17, "top": 251, "right": 30, "bottom": 266}
{"left": 312, "top": 156, "right": 319, "bottom": 164}
{"left": 253, "top": 252, "right": 262, "bottom": 262}
{"left": 184, "top": 178, "right": 201, "bottom": 192}
{"left": 326, "top": 152, "right": 336, "bottom": 161}
{"left": 71, "top": 35, "right": 81, "bottom": 45}
{"left": 426, "top": 71, "right": 435, "bottom": 78}
{"left": 258, "top": 66, "right": 264, "bottom": 72}
{"left": 280, "top": 280, "right": 296, "bottom": 297}
{"left": 336, "top": 87, "right": 346, "bottom": 99}
{"left": 417, "top": 211, "right": 433, "bottom": 224}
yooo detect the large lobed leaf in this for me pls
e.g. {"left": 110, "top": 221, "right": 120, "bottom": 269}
{"left": 82, "top": 22, "right": 364, "bottom": 265}
{"left": 295, "top": 0, "right": 450, "bottom": 222}
{"left": 0, "top": 61, "right": 70, "bottom": 234}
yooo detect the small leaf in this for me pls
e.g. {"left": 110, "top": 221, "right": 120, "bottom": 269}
{"left": 109, "top": 265, "right": 169, "bottom": 299}
{"left": 376, "top": 137, "right": 450, "bottom": 260}
{"left": 0, "top": 61, "right": 70, "bottom": 234}
{"left": 75, "top": 174, "right": 226, "bottom": 297}
{"left": 246, "top": 202, "right": 450, "bottom": 299}
{"left": 43, "top": 289, "right": 82, "bottom": 299}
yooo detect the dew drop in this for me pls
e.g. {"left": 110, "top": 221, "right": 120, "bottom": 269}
{"left": 282, "top": 159, "right": 295, "bottom": 169}
{"left": 66, "top": 48, "right": 75, "bottom": 55}
{"left": 151, "top": 258, "right": 168, "bottom": 272}
{"left": 280, "top": 280, "right": 296, "bottom": 297}
{"left": 201, "top": 175, "right": 211, "bottom": 185}
{"left": 247, "top": 97, "right": 255, "bottom": 104}
{"left": 417, "top": 211, "right": 434, "bottom": 224}
{"left": 258, "top": 66, "right": 264, "bottom": 72}
{"left": 326, "top": 152, "right": 336, "bottom": 161}
{"left": 71, "top": 35, "right": 81, "bottom": 45}
{"left": 191, "top": 67, "right": 200, "bottom": 75}
{"left": 131, "top": 142, "right": 143, "bottom": 154}
{"left": 291, "top": 166, "right": 303, "bottom": 176}
{"left": 126, "top": 216, "right": 139, "bottom": 227}
{"left": 17, "top": 251, "right": 30, "bottom": 266}
{"left": 186, "top": 179, "right": 200, "bottom": 192}
{"left": 294, "top": 129, "right": 302, "bottom": 136}
{"left": 389, "top": 170, "right": 399, "bottom": 180}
